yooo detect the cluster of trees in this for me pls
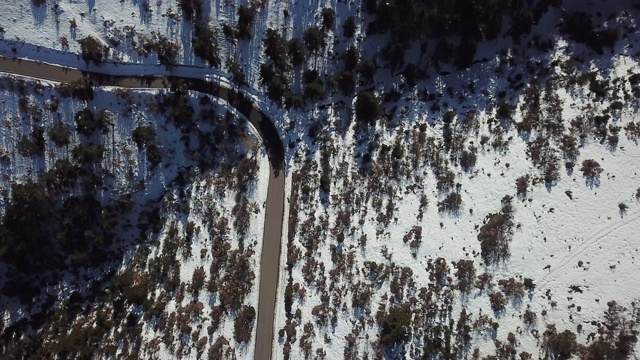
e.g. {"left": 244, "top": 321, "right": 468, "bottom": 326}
{"left": 258, "top": 7, "right": 368, "bottom": 107}
{"left": 371, "top": 0, "right": 555, "bottom": 66}
{"left": 55, "top": 79, "right": 95, "bottom": 102}
{"left": 0, "top": 179, "right": 118, "bottom": 272}
{"left": 1, "top": 103, "right": 129, "bottom": 271}
{"left": 180, "top": 0, "right": 221, "bottom": 67}
{"left": 134, "top": 32, "right": 181, "bottom": 69}
{"left": 379, "top": 304, "right": 412, "bottom": 349}
{"left": 559, "top": 11, "right": 619, "bottom": 54}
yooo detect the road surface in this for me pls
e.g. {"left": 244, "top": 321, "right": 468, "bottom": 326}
{"left": 0, "top": 56, "right": 284, "bottom": 360}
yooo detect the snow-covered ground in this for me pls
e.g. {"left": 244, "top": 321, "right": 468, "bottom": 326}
{"left": 0, "top": 73, "right": 269, "bottom": 358}
{"left": 2, "top": 0, "right": 640, "bottom": 359}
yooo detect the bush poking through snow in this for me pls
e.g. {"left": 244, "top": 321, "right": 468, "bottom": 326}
{"left": 619, "top": 202, "right": 628, "bottom": 215}
{"left": 233, "top": 306, "right": 256, "bottom": 343}
{"left": 498, "top": 278, "right": 525, "bottom": 300}
{"left": 378, "top": 304, "right": 412, "bottom": 349}
{"left": 78, "top": 36, "right": 109, "bottom": 65}
{"left": 355, "top": 91, "right": 381, "bottom": 126}
{"left": 542, "top": 325, "right": 578, "bottom": 360}
{"left": 490, "top": 292, "right": 507, "bottom": 313}
{"left": 236, "top": 5, "right": 256, "bottom": 41}
{"left": 523, "top": 308, "right": 537, "bottom": 326}
{"left": 437, "top": 192, "right": 462, "bottom": 214}
{"left": 48, "top": 121, "right": 72, "bottom": 147}
{"left": 478, "top": 196, "right": 514, "bottom": 265}
{"left": 515, "top": 175, "right": 530, "bottom": 198}
{"left": 342, "top": 16, "right": 357, "bottom": 38}
{"left": 580, "top": 159, "right": 603, "bottom": 186}
{"left": 454, "top": 260, "right": 476, "bottom": 293}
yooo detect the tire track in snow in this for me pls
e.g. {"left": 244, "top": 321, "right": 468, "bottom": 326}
{"left": 538, "top": 211, "right": 640, "bottom": 289}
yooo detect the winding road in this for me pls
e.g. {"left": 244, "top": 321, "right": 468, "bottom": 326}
{"left": 0, "top": 56, "right": 285, "bottom": 360}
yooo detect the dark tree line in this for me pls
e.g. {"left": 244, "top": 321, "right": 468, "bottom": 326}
{"left": 365, "top": 0, "right": 558, "bottom": 70}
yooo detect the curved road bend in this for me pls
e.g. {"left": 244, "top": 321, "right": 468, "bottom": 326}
{"left": 0, "top": 56, "right": 284, "bottom": 360}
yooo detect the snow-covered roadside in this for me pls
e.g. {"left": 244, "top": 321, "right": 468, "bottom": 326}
{"left": 0, "top": 72, "right": 270, "bottom": 358}
{"left": 271, "top": 167, "right": 294, "bottom": 359}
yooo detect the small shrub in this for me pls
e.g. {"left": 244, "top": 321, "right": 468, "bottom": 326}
{"left": 355, "top": 91, "right": 381, "bottom": 126}
{"left": 460, "top": 146, "right": 477, "bottom": 171}
{"left": 320, "top": 8, "right": 335, "bottom": 31}
{"left": 379, "top": 305, "right": 411, "bottom": 347}
{"left": 478, "top": 196, "right": 514, "bottom": 265}
{"left": 489, "top": 292, "right": 507, "bottom": 312}
{"left": 523, "top": 309, "right": 537, "bottom": 325}
{"left": 580, "top": 159, "right": 603, "bottom": 182}
{"left": 542, "top": 325, "right": 578, "bottom": 360}
{"left": 234, "top": 306, "right": 256, "bottom": 343}
{"left": 515, "top": 175, "right": 530, "bottom": 197}
{"left": 319, "top": 174, "right": 330, "bottom": 193}
{"left": 437, "top": 192, "right": 462, "bottom": 213}
{"left": 342, "top": 16, "right": 357, "bottom": 37}
{"left": 523, "top": 278, "right": 536, "bottom": 291}
{"left": 619, "top": 202, "right": 628, "bottom": 213}
{"left": 78, "top": 36, "right": 109, "bottom": 65}
{"left": 48, "top": 121, "right": 71, "bottom": 147}
{"left": 237, "top": 5, "right": 256, "bottom": 40}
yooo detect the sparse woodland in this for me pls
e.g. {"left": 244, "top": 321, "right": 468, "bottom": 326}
{"left": 1, "top": 0, "right": 640, "bottom": 359}
{"left": 0, "top": 77, "right": 264, "bottom": 358}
